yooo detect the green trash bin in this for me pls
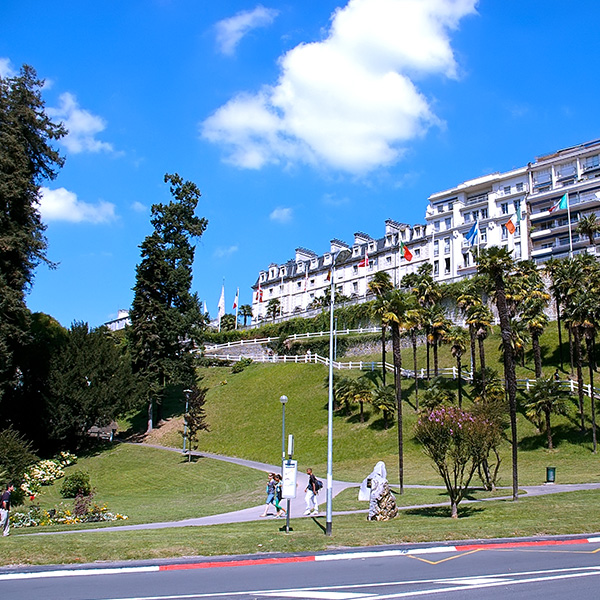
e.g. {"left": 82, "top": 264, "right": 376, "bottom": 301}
{"left": 546, "top": 467, "right": 556, "bottom": 483}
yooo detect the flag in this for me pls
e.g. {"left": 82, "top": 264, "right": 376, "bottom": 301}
{"left": 232, "top": 288, "right": 239, "bottom": 310}
{"left": 257, "top": 282, "right": 263, "bottom": 303}
{"left": 505, "top": 215, "right": 516, "bottom": 235}
{"left": 217, "top": 284, "right": 225, "bottom": 321}
{"left": 400, "top": 241, "right": 413, "bottom": 262}
{"left": 358, "top": 251, "right": 369, "bottom": 267}
{"left": 203, "top": 301, "right": 207, "bottom": 315}
{"left": 326, "top": 269, "right": 332, "bottom": 282}
{"left": 303, "top": 266, "right": 309, "bottom": 291}
{"left": 465, "top": 220, "right": 479, "bottom": 246}
{"left": 549, "top": 193, "right": 568, "bottom": 213}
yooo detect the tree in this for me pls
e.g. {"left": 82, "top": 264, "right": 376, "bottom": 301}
{"left": 415, "top": 406, "right": 498, "bottom": 518}
{"left": 183, "top": 386, "right": 210, "bottom": 460}
{"left": 368, "top": 271, "right": 393, "bottom": 386}
{"left": 382, "top": 289, "right": 414, "bottom": 494}
{"left": 523, "top": 378, "right": 569, "bottom": 450}
{"left": 404, "top": 307, "right": 423, "bottom": 409}
{"left": 265, "top": 298, "right": 281, "bottom": 321}
{"left": 467, "top": 304, "right": 493, "bottom": 396}
{"left": 426, "top": 306, "right": 451, "bottom": 377}
{"left": 0, "top": 428, "right": 37, "bottom": 503}
{"left": 371, "top": 384, "right": 396, "bottom": 430}
{"left": 477, "top": 246, "right": 519, "bottom": 501}
{"left": 443, "top": 326, "right": 468, "bottom": 408}
{"left": 576, "top": 213, "right": 600, "bottom": 246}
{"left": 45, "top": 323, "right": 140, "bottom": 449}
{"left": 0, "top": 65, "right": 65, "bottom": 405}
{"left": 239, "top": 304, "right": 253, "bottom": 327}
{"left": 219, "top": 313, "right": 236, "bottom": 331}
{"left": 129, "top": 174, "right": 208, "bottom": 431}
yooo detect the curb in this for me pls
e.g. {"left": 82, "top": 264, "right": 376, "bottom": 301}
{"left": 2, "top": 535, "right": 599, "bottom": 581}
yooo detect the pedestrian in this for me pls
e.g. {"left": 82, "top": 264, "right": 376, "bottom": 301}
{"left": 304, "top": 468, "right": 320, "bottom": 516}
{"left": 0, "top": 484, "right": 15, "bottom": 537}
{"left": 273, "top": 473, "right": 286, "bottom": 518}
{"left": 260, "top": 473, "right": 277, "bottom": 517}
{"left": 554, "top": 368, "right": 560, "bottom": 382}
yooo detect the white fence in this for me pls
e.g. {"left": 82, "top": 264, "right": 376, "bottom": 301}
{"left": 202, "top": 351, "right": 600, "bottom": 399}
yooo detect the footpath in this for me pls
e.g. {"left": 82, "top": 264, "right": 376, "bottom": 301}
{"left": 22, "top": 442, "right": 600, "bottom": 536}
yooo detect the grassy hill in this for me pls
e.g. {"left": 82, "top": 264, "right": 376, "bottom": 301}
{"left": 142, "top": 320, "right": 600, "bottom": 487}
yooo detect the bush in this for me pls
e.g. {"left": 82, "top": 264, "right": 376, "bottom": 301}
{"left": 60, "top": 471, "right": 91, "bottom": 498}
{"left": 231, "top": 357, "right": 253, "bottom": 373}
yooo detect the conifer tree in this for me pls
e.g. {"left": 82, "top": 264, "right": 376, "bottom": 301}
{"left": 129, "top": 174, "right": 207, "bottom": 431}
{"left": 0, "top": 65, "right": 65, "bottom": 405}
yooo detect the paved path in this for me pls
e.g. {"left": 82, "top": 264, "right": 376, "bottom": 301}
{"left": 22, "top": 443, "right": 600, "bottom": 535}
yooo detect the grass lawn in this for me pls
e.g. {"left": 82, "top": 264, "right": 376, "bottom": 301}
{"left": 5, "top": 488, "right": 600, "bottom": 566}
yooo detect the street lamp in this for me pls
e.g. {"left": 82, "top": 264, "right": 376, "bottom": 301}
{"left": 182, "top": 389, "right": 192, "bottom": 456}
{"left": 326, "top": 248, "right": 351, "bottom": 536}
{"left": 279, "top": 395, "right": 288, "bottom": 471}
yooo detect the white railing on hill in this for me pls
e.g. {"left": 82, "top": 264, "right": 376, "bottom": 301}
{"left": 202, "top": 351, "right": 600, "bottom": 399}
{"left": 203, "top": 327, "right": 381, "bottom": 351}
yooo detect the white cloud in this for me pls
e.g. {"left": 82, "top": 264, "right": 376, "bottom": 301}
{"left": 214, "top": 245, "right": 239, "bottom": 258}
{"left": 131, "top": 201, "right": 147, "bottom": 213}
{"left": 39, "top": 187, "right": 117, "bottom": 224}
{"left": 202, "top": 0, "right": 477, "bottom": 174}
{"left": 216, "top": 5, "right": 279, "bottom": 56}
{"left": 47, "top": 92, "right": 114, "bottom": 154}
{"left": 269, "top": 207, "right": 293, "bottom": 223}
{"left": 0, "top": 57, "right": 15, "bottom": 77}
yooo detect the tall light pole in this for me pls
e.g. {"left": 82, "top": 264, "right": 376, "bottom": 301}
{"left": 279, "top": 395, "right": 288, "bottom": 472}
{"left": 326, "top": 248, "right": 351, "bottom": 536}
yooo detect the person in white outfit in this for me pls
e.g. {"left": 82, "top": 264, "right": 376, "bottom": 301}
{"left": 304, "top": 468, "right": 319, "bottom": 515}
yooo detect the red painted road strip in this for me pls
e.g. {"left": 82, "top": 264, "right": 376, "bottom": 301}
{"left": 456, "top": 538, "right": 590, "bottom": 551}
{"left": 159, "top": 555, "right": 315, "bottom": 570}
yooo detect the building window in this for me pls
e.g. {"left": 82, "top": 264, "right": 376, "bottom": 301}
{"left": 434, "top": 240, "right": 439, "bottom": 256}
{"left": 310, "top": 279, "right": 315, "bottom": 287}
{"left": 463, "top": 253, "right": 470, "bottom": 268}
{"left": 437, "top": 204, "right": 444, "bottom": 214}
{"left": 448, "top": 202, "right": 453, "bottom": 211}
{"left": 480, "top": 208, "right": 488, "bottom": 219}
{"left": 434, "top": 220, "right": 440, "bottom": 232}
{"left": 584, "top": 154, "right": 600, "bottom": 171}
{"left": 464, "top": 212, "right": 471, "bottom": 223}
{"left": 516, "top": 182, "right": 524, "bottom": 192}
{"left": 444, "top": 237, "right": 450, "bottom": 254}
{"left": 445, "top": 217, "right": 452, "bottom": 230}
{"left": 515, "top": 242, "right": 522, "bottom": 259}
{"left": 433, "top": 260, "right": 439, "bottom": 276}
{"left": 501, "top": 224, "right": 508, "bottom": 240}
{"left": 503, "top": 185, "right": 511, "bottom": 195}
{"left": 480, "top": 227, "right": 487, "bottom": 243}
{"left": 353, "top": 265, "right": 358, "bottom": 274}
{"left": 445, "top": 257, "right": 451, "bottom": 274}
{"left": 501, "top": 202, "right": 509, "bottom": 215}
{"left": 297, "top": 282, "right": 302, "bottom": 289}
{"left": 414, "top": 248, "right": 421, "bottom": 257}
{"left": 353, "top": 282, "right": 358, "bottom": 292}
{"left": 472, "top": 210, "right": 478, "bottom": 220}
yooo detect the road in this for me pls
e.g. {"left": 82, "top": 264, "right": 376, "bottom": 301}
{"left": 2, "top": 536, "right": 600, "bottom": 599}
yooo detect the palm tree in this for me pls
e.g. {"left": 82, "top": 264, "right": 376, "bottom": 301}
{"left": 544, "top": 258, "right": 567, "bottom": 370}
{"left": 443, "top": 326, "right": 469, "bottom": 407}
{"left": 476, "top": 246, "right": 519, "bottom": 502}
{"left": 521, "top": 297, "right": 549, "bottom": 379}
{"left": 265, "top": 298, "right": 281, "bottom": 321}
{"left": 524, "top": 378, "right": 569, "bottom": 450}
{"left": 369, "top": 272, "right": 394, "bottom": 386}
{"left": 427, "top": 306, "right": 451, "bottom": 377}
{"left": 382, "top": 289, "right": 413, "bottom": 494}
{"left": 467, "top": 303, "right": 493, "bottom": 395}
{"left": 371, "top": 384, "right": 396, "bottom": 430}
{"left": 404, "top": 307, "right": 423, "bottom": 409}
{"left": 576, "top": 213, "right": 600, "bottom": 246}
{"left": 456, "top": 278, "right": 483, "bottom": 377}
{"left": 238, "top": 304, "right": 253, "bottom": 327}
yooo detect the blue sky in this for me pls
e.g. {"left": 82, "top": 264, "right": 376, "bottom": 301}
{"left": 2, "top": 0, "right": 600, "bottom": 328}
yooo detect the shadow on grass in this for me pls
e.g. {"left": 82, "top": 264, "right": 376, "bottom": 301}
{"left": 519, "top": 423, "right": 589, "bottom": 451}
{"left": 405, "top": 505, "right": 483, "bottom": 519}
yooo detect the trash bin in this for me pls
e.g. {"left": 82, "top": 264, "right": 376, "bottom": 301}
{"left": 546, "top": 467, "right": 556, "bottom": 483}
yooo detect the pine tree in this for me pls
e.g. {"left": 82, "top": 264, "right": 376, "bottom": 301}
{"left": 128, "top": 174, "right": 208, "bottom": 431}
{"left": 0, "top": 65, "right": 65, "bottom": 405}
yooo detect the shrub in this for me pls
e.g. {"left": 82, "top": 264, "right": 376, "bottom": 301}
{"left": 231, "top": 357, "right": 253, "bottom": 373}
{"left": 60, "top": 471, "right": 91, "bottom": 498}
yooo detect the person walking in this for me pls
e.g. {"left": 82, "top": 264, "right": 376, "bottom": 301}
{"left": 260, "top": 473, "right": 277, "bottom": 517}
{"left": 0, "top": 484, "right": 15, "bottom": 536}
{"left": 304, "top": 468, "right": 320, "bottom": 516}
{"left": 273, "top": 474, "right": 286, "bottom": 518}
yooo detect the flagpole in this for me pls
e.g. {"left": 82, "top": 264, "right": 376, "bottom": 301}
{"left": 566, "top": 194, "right": 573, "bottom": 258}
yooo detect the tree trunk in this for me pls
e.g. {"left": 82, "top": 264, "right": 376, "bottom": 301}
{"left": 359, "top": 400, "right": 364, "bottom": 423}
{"left": 586, "top": 336, "right": 597, "bottom": 453}
{"left": 494, "top": 274, "right": 519, "bottom": 502}
{"left": 391, "top": 322, "right": 404, "bottom": 495}
{"left": 412, "top": 332, "right": 419, "bottom": 410}
{"left": 545, "top": 407, "right": 553, "bottom": 450}
{"left": 457, "top": 355, "right": 463, "bottom": 408}
{"left": 381, "top": 324, "right": 387, "bottom": 386}
{"left": 478, "top": 335, "right": 487, "bottom": 398}
{"left": 569, "top": 325, "right": 574, "bottom": 377}
{"left": 532, "top": 330, "right": 542, "bottom": 379}
{"left": 469, "top": 323, "right": 477, "bottom": 378}
{"left": 451, "top": 499, "right": 458, "bottom": 518}
{"left": 433, "top": 339, "right": 439, "bottom": 377}
{"left": 556, "top": 297, "right": 563, "bottom": 370}
{"left": 573, "top": 327, "right": 585, "bottom": 434}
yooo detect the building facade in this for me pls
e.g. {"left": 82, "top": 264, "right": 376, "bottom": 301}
{"left": 252, "top": 139, "right": 600, "bottom": 324}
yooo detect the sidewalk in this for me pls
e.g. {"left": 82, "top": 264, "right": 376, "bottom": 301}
{"left": 21, "top": 443, "right": 600, "bottom": 535}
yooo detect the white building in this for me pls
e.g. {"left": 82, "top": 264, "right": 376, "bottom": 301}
{"left": 249, "top": 140, "right": 600, "bottom": 325}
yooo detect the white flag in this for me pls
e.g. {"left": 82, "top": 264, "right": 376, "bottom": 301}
{"left": 217, "top": 284, "right": 225, "bottom": 322}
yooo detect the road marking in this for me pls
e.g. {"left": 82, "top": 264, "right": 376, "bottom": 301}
{"left": 259, "top": 592, "right": 377, "bottom": 599}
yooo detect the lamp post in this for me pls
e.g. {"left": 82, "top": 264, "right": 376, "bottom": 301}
{"left": 279, "top": 395, "right": 288, "bottom": 472}
{"left": 326, "top": 248, "right": 351, "bottom": 536}
{"left": 182, "top": 389, "right": 192, "bottom": 456}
